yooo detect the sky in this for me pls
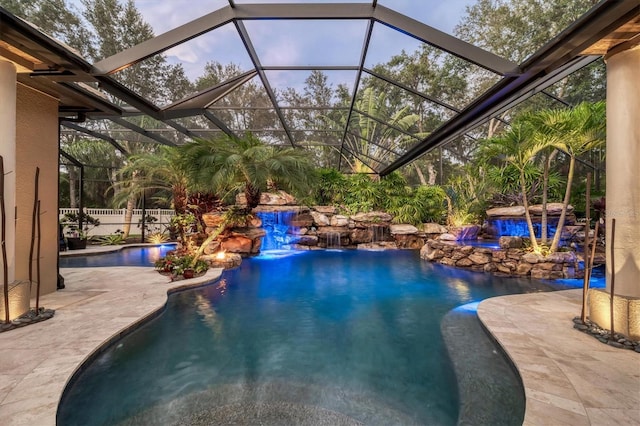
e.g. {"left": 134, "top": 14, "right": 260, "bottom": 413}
{"left": 69, "top": 0, "right": 476, "bottom": 84}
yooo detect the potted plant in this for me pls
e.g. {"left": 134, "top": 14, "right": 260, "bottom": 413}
{"left": 154, "top": 252, "right": 209, "bottom": 280}
{"left": 61, "top": 212, "right": 100, "bottom": 250}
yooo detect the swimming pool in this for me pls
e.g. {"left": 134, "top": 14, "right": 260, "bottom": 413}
{"left": 57, "top": 249, "right": 579, "bottom": 425}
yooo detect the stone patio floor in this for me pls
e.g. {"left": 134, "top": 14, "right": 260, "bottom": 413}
{"left": 0, "top": 245, "right": 638, "bottom": 425}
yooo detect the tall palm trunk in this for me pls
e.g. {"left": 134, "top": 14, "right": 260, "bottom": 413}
{"left": 414, "top": 163, "right": 428, "bottom": 185}
{"left": 550, "top": 156, "right": 575, "bottom": 252}
{"left": 69, "top": 168, "right": 77, "bottom": 208}
{"left": 244, "top": 182, "right": 261, "bottom": 211}
{"left": 540, "top": 149, "right": 559, "bottom": 245}
{"left": 122, "top": 195, "right": 135, "bottom": 238}
{"left": 520, "top": 170, "right": 539, "bottom": 251}
{"left": 122, "top": 171, "right": 139, "bottom": 238}
{"left": 541, "top": 152, "right": 550, "bottom": 244}
{"left": 173, "top": 182, "right": 187, "bottom": 214}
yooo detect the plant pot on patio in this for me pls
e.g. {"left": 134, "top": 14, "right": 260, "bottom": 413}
{"left": 66, "top": 237, "right": 87, "bottom": 250}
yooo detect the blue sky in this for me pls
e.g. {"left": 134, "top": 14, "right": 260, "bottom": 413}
{"left": 70, "top": 0, "right": 476, "bottom": 83}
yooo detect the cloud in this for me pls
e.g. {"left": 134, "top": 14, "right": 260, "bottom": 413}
{"left": 131, "top": 0, "right": 475, "bottom": 82}
{"left": 135, "top": 0, "right": 228, "bottom": 34}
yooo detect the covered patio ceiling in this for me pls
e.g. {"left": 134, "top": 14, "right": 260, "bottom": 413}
{"left": 1, "top": 1, "right": 639, "bottom": 175}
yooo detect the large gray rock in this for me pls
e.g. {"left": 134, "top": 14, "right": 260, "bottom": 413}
{"left": 528, "top": 203, "right": 574, "bottom": 215}
{"left": 522, "top": 252, "right": 543, "bottom": 264}
{"left": 350, "top": 211, "right": 393, "bottom": 223}
{"left": 468, "top": 252, "right": 491, "bottom": 265}
{"left": 389, "top": 224, "right": 419, "bottom": 235}
{"left": 486, "top": 206, "right": 526, "bottom": 217}
{"left": 236, "top": 191, "right": 297, "bottom": 206}
{"left": 313, "top": 206, "right": 336, "bottom": 214}
{"left": 439, "top": 233, "right": 457, "bottom": 241}
{"left": 499, "top": 236, "right": 523, "bottom": 249}
{"left": 289, "top": 213, "right": 314, "bottom": 228}
{"left": 330, "top": 215, "right": 350, "bottom": 227}
{"left": 311, "top": 211, "right": 330, "bottom": 226}
{"left": 316, "top": 226, "right": 351, "bottom": 238}
{"left": 544, "top": 251, "right": 577, "bottom": 264}
{"left": 291, "top": 235, "right": 318, "bottom": 246}
{"left": 448, "top": 225, "right": 480, "bottom": 241}
{"left": 422, "top": 223, "right": 448, "bottom": 234}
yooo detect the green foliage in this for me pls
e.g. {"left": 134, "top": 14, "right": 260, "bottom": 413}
{"left": 222, "top": 205, "right": 255, "bottom": 228}
{"left": 95, "top": 231, "right": 125, "bottom": 246}
{"left": 179, "top": 133, "right": 316, "bottom": 209}
{"left": 414, "top": 185, "right": 448, "bottom": 223}
{"left": 444, "top": 169, "right": 489, "bottom": 226}
{"left": 114, "top": 146, "right": 189, "bottom": 213}
{"left": 340, "top": 174, "right": 383, "bottom": 213}
{"left": 61, "top": 212, "right": 101, "bottom": 238}
{"left": 154, "top": 252, "right": 208, "bottom": 276}
{"left": 313, "top": 168, "right": 348, "bottom": 205}
{"left": 170, "top": 212, "right": 197, "bottom": 244}
{"left": 310, "top": 170, "right": 446, "bottom": 225}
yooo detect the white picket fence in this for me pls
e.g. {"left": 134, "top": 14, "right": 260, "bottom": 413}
{"left": 59, "top": 208, "right": 175, "bottom": 237}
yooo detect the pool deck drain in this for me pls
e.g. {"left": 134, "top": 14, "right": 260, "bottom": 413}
{"left": 0, "top": 249, "right": 638, "bottom": 425}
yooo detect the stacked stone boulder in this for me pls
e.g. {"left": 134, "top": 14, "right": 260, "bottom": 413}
{"left": 201, "top": 195, "right": 433, "bottom": 253}
{"left": 290, "top": 209, "right": 404, "bottom": 249}
{"left": 420, "top": 236, "right": 582, "bottom": 279}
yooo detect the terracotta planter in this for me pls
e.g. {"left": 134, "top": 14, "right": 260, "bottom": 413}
{"left": 182, "top": 269, "right": 195, "bottom": 279}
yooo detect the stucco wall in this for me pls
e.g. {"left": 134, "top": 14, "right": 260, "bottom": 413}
{"left": 15, "top": 84, "right": 59, "bottom": 296}
{"left": 606, "top": 45, "right": 640, "bottom": 297}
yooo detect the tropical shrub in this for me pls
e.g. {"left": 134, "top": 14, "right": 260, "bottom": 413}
{"left": 95, "top": 231, "right": 126, "bottom": 246}
{"left": 146, "top": 232, "right": 170, "bottom": 244}
{"left": 179, "top": 133, "right": 316, "bottom": 210}
{"left": 444, "top": 171, "right": 488, "bottom": 226}
{"left": 62, "top": 212, "right": 101, "bottom": 238}
{"left": 313, "top": 168, "right": 348, "bottom": 205}
{"left": 154, "top": 252, "right": 208, "bottom": 277}
{"left": 413, "top": 185, "right": 447, "bottom": 223}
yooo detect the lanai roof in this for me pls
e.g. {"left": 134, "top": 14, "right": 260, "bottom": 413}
{"left": 1, "top": 1, "right": 639, "bottom": 174}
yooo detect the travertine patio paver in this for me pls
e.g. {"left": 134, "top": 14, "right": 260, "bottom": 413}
{"left": 478, "top": 290, "right": 640, "bottom": 426}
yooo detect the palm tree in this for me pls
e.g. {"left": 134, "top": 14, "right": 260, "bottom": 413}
{"left": 481, "top": 122, "right": 546, "bottom": 251}
{"left": 525, "top": 110, "right": 565, "bottom": 246}
{"left": 326, "top": 87, "right": 420, "bottom": 173}
{"left": 536, "top": 101, "right": 606, "bottom": 252}
{"left": 179, "top": 133, "right": 316, "bottom": 210}
{"left": 115, "top": 146, "right": 190, "bottom": 213}
{"left": 113, "top": 146, "right": 191, "bottom": 237}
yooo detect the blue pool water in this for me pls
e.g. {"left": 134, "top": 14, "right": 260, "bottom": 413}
{"left": 57, "top": 250, "right": 579, "bottom": 425}
{"left": 59, "top": 244, "right": 177, "bottom": 268}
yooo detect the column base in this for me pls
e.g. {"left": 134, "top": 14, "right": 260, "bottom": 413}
{"left": 588, "top": 289, "right": 640, "bottom": 340}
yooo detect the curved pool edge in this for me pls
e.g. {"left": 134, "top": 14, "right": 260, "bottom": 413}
{"left": 477, "top": 289, "right": 639, "bottom": 425}
{"left": 0, "top": 265, "right": 222, "bottom": 425}
{"left": 441, "top": 305, "right": 525, "bottom": 425}
{"left": 59, "top": 242, "right": 178, "bottom": 258}
{"left": 55, "top": 267, "right": 225, "bottom": 421}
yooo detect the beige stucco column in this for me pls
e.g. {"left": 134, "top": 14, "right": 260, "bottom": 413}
{"left": 590, "top": 44, "right": 640, "bottom": 340}
{"left": 0, "top": 60, "right": 17, "bottom": 285}
{"left": 605, "top": 44, "right": 640, "bottom": 298}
